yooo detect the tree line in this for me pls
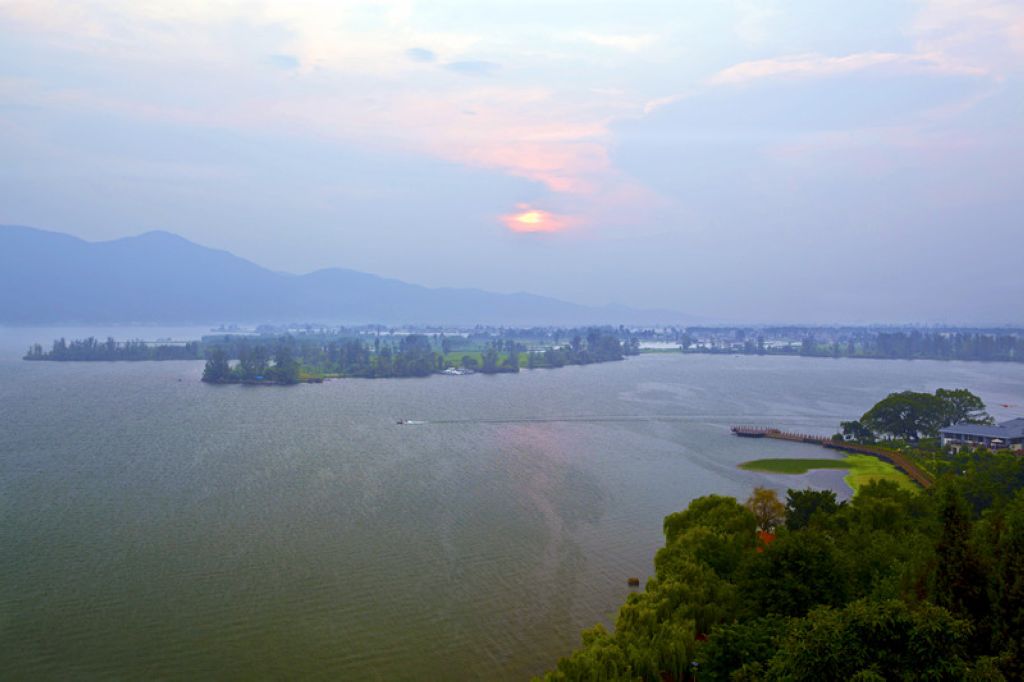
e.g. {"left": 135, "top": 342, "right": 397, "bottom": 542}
{"left": 807, "top": 331, "right": 1024, "bottom": 362}
{"left": 679, "top": 327, "right": 1024, "bottom": 364}
{"left": 200, "top": 329, "right": 630, "bottom": 383}
{"left": 24, "top": 337, "right": 202, "bottom": 361}
{"left": 867, "top": 331, "right": 1024, "bottom": 362}
{"left": 201, "top": 342, "right": 302, "bottom": 384}
{"left": 542, "top": 457, "right": 1024, "bottom": 680}
{"left": 527, "top": 329, "right": 632, "bottom": 368}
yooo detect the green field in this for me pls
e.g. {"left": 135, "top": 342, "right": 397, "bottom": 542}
{"left": 443, "top": 351, "right": 485, "bottom": 366}
{"left": 738, "top": 458, "right": 850, "bottom": 474}
{"left": 740, "top": 454, "right": 917, "bottom": 495}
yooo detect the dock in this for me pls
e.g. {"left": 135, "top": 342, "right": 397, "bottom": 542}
{"left": 731, "top": 426, "right": 933, "bottom": 489}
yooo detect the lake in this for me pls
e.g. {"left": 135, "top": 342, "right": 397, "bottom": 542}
{"left": 3, "top": 327, "right": 1023, "bottom": 680}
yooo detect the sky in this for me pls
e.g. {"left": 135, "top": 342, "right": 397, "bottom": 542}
{"left": 1, "top": 0, "right": 1022, "bottom": 324}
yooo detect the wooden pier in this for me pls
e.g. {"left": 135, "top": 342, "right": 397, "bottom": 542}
{"left": 731, "top": 426, "right": 933, "bottom": 489}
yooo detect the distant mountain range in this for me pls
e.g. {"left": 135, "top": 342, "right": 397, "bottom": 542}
{"left": 0, "top": 225, "right": 690, "bottom": 326}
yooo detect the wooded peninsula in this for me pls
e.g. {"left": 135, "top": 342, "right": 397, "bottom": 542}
{"left": 541, "top": 389, "right": 1024, "bottom": 680}
{"left": 24, "top": 327, "right": 639, "bottom": 384}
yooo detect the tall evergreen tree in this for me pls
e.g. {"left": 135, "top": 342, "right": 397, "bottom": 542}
{"left": 201, "top": 347, "right": 231, "bottom": 383}
{"left": 932, "top": 485, "right": 990, "bottom": 650}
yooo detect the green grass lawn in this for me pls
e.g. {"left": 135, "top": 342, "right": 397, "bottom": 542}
{"left": 840, "top": 454, "right": 918, "bottom": 493}
{"left": 443, "top": 351, "right": 484, "bottom": 366}
{"left": 740, "top": 454, "right": 917, "bottom": 495}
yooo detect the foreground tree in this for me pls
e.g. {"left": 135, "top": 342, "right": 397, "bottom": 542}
{"left": 986, "top": 490, "right": 1024, "bottom": 676}
{"left": 765, "top": 599, "right": 972, "bottom": 680}
{"left": 737, "top": 530, "right": 847, "bottom": 617}
{"left": 698, "top": 615, "right": 786, "bottom": 681}
{"left": 932, "top": 484, "right": 990, "bottom": 648}
{"left": 745, "top": 487, "right": 785, "bottom": 532}
{"left": 543, "top": 466, "right": 1023, "bottom": 681}
{"left": 784, "top": 488, "right": 841, "bottom": 531}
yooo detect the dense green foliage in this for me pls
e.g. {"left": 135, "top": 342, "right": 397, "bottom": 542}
{"left": 783, "top": 489, "right": 842, "bottom": 531}
{"left": 860, "top": 391, "right": 950, "bottom": 441}
{"left": 533, "top": 330, "right": 628, "bottom": 368}
{"left": 24, "top": 337, "right": 201, "bottom": 361}
{"left": 201, "top": 340, "right": 302, "bottom": 384}
{"left": 197, "top": 329, "right": 627, "bottom": 383}
{"left": 850, "top": 387, "right": 991, "bottom": 442}
{"left": 541, "top": 457, "right": 1024, "bottom": 681}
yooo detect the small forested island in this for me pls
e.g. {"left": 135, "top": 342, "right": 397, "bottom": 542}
{"left": 23, "top": 327, "right": 638, "bottom": 384}
{"left": 201, "top": 329, "right": 632, "bottom": 384}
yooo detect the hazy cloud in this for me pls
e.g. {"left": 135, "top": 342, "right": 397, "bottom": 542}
{"left": 443, "top": 60, "right": 500, "bottom": 76}
{"left": 405, "top": 47, "right": 436, "bottom": 63}
{"left": 709, "top": 51, "right": 986, "bottom": 86}
{"left": 573, "top": 31, "right": 657, "bottom": 52}
{"left": 267, "top": 53, "right": 300, "bottom": 70}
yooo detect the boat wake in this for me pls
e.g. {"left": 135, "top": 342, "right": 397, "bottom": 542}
{"left": 396, "top": 414, "right": 847, "bottom": 426}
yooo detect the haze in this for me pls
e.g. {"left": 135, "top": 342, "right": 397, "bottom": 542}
{"left": 1, "top": 1, "right": 1022, "bottom": 324}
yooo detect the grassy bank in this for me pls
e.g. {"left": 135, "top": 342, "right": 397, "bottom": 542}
{"left": 740, "top": 454, "right": 917, "bottom": 494}
{"left": 738, "top": 458, "right": 848, "bottom": 474}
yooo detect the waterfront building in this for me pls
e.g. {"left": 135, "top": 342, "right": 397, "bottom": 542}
{"left": 939, "top": 418, "right": 1024, "bottom": 451}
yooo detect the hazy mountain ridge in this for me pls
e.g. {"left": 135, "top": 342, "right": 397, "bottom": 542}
{"left": 0, "top": 225, "right": 690, "bottom": 325}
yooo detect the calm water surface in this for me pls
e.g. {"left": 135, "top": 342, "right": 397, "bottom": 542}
{"left": 3, "top": 327, "right": 1023, "bottom": 680}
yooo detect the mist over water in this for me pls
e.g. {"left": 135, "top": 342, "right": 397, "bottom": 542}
{"left": 3, "top": 328, "right": 1023, "bottom": 679}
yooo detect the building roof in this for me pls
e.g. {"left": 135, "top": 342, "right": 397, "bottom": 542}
{"left": 940, "top": 418, "right": 1024, "bottom": 439}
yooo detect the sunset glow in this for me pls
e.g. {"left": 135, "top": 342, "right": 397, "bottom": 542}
{"left": 518, "top": 211, "right": 543, "bottom": 225}
{"left": 501, "top": 207, "right": 571, "bottom": 233}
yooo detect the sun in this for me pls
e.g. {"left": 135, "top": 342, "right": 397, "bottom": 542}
{"left": 500, "top": 206, "right": 571, "bottom": 233}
